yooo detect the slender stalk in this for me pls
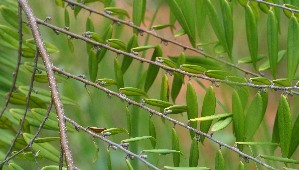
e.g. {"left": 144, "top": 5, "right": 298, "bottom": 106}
{"left": 18, "top": 0, "right": 75, "bottom": 169}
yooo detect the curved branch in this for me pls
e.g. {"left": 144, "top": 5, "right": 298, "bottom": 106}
{"left": 18, "top": 0, "right": 75, "bottom": 169}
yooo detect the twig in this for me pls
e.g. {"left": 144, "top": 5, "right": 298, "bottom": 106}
{"left": 0, "top": 2, "right": 23, "bottom": 119}
{"left": 3, "top": 49, "right": 39, "bottom": 161}
{"left": 0, "top": 100, "right": 53, "bottom": 166}
{"left": 18, "top": 0, "right": 75, "bottom": 169}
{"left": 63, "top": 116, "right": 160, "bottom": 170}
{"left": 53, "top": 66, "right": 276, "bottom": 170}
{"left": 36, "top": 20, "right": 299, "bottom": 94}
{"left": 63, "top": 0, "right": 260, "bottom": 77}
{"left": 254, "top": 0, "right": 299, "bottom": 13}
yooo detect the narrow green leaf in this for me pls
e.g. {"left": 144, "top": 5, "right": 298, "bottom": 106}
{"left": 160, "top": 74, "right": 170, "bottom": 117}
{"left": 3, "top": 163, "right": 24, "bottom": 170}
{"left": 172, "top": 128, "right": 180, "bottom": 167}
{"left": 142, "top": 149, "right": 180, "bottom": 155}
{"left": 0, "top": 6, "right": 18, "bottom": 28}
{"left": 26, "top": 39, "right": 59, "bottom": 53}
{"left": 273, "top": 78, "right": 292, "bottom": 87}
{"left": 238, "top": 55, "right": 264, "bottom": 64}
{"left": 171, "top": 53, "right": 185, "bottom": 103}
{"left": 259, "top": 50, "right": 286, "bottom": 71}
{"left": 133, "top": 0, "right": 146, "bottom": 27}
{"left": 211, "top": 117, "right": 232, "bottom": 132}
{"left": 114, "top": 58, "right": 124, "bottom": 89}
{"left": 220, "top": 0, "right": 233, "bottom": 58}
{"left": 86, "top": 16, "right": 94, "bottom": 32}
{"left": 143, "top": 99, "right": 172, "bottom": 108}
{"left": 205, "top": 70, "right": 231, "bottom": 80}
{"left": 97, "top": 24, "right": 113, "bottom": 64}
{"left": 55, "top": 0, "right": 65, "bottom": 7}
{"left": 157, "top": 57, "right": 178, "bottom": 68}
{"left": 149, "top": 119, "right": 156, "bottom": 148}
{"left": 119, "top": 87, "right": 148, "bottom": 97}
{"left": 195, "top": 0, "right": 207, "bottom": 39}
{"left": 164, "top": 167, "right": 209, "bottom": 170}
{"left": 189, "top": 138, "right": 199, "bottom": 167}
{"left": 96, "top": 78, "right": 117, "bottom": 87}
{"left": 180, "top": 64, "right": 206, "bottom": 74}
{"left": 107, "top": 39, "right": 126, "bottom": 51}
{"left": 0, "top": 25, "right": 20, "bottom": 49}
{"left": 122, "top": 136, "right": 155, "bottom": 144}
{"left": 245, "top": 4, "right": 258, "bottom": 69}
{"left": 64, "top": 8, "right": 70, "bottom": 28}
{"left": 235, "top": 142, "right": 278, "bottom": 146}
{"left": 144, "top": 46, "right": 162, "bottom": 92}
{"left": 277, "top": 95, "right": 292, "bottom": 157}
{"left": 287, "top": 16, "right": 299, "bottom": 81}
{"left": 125, "top": 159, "right": 134, "bottom": 170}
{"left": 122, "top": 34, "right": 138, "bottom": 73}
{"left": 238, "top": 161, "right": 244, "bottom": 170}
{"left": 41, "top": 165, "right": 67, "bottom": 170}
{"left": 267, "top": 9, "right": 278, "bottom": 78}
{"left": 232, "top": 90, "right": 244, "bottom": 150}
{"left": 260, "top": 155, "right": 299, "bottom": 164}
{"left": 164, "top": 105, "right": 187, "bottom": 114}
{"left": 190, "top": 113, "right": 232, "bottom": 122}
{"left": 131, "top": 45, "right": 156, "bottom": 53}
{"left": 289, "top": 114, "right": 299, "bottom": 157}
{"left": 34, "top": 137, "right": 60, "bottom": 143}
{"left": 106, "top": 148, "right": 112, "bottom": 170}
{"left": 245, "top": 93, "right": 265, "bottom": 140}
{"left": 186, "top": 82, "right": 198, "bottom": 138}
{"left": 215, "top": 150, "right": 225, "bottom": 170}
{"left": 200, "top": 86, "right": 216, "bottom": 143}
{"left": 152, "top": 24, "right": 173, "bottom": 30}
{"left": 23, "top": 133, "right": 59, "bottom": 163}
{"left": 102, "top": 128, "right": 129, "bottom": 135}
{"left": 104, "top": 7, "right": 129, "bottom": 18}
{"left": 88, "top": 49, "right": 98, "bottom": 82}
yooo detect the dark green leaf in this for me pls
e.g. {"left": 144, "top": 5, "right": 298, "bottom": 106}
{"left": 189, "top": 138, "right": 199, "bottom": 167}
{"left": 186, "top": 82, "right": 198, "bottom": 138}
{"left": 172, "top": 128, "right": 180, "bottom": 167}
{"left": 232, "top": 90, "right": 244, "bottom": 150}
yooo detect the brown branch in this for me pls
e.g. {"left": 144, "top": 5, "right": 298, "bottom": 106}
{"left": 254, "top": 0, "right": 299, "bottom": 13}
{"left": 18, "top": 0, "right": 75, "bottom": 169}
{"left": 63, "top": 116, "right": 160, "bottom": 170}
{"left": 0, "top": 2, "right": 23, "bottom": 119}
{"left": 63, "top": 0, "right": 260, "bottom": 77}
{"left": 36, "top": 20, "right": 299, "bottom": 94}
{"left": 53, "top": 66, "right": 276, "bottom": 170}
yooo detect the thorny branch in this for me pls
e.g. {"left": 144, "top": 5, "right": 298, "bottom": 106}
{"left": 63, "top": 0, "right": 260, "bottom": 77}
{"left": 254, "top": 0, "right": 299, "bottom": 13}
{"left": 18, "top": 0, "right": 75, "bottom": 169}
{"left": 36, "top": 19, "right": 299, "bottom": 94}
{"left": 53, "top": 66, "right": 276, "bottom": 170}
{"left": 0, "top": 100, "right": 53, "bottom": 166}
{"left": 0, "top": 2, "right": 23, "bottom": 119}
{"left": 63, "top": 116, "right": 160, "bottom": 170}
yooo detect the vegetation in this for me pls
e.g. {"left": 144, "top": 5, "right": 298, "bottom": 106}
{"left": 0, "top": 0, "right": 299, "bottom": 169}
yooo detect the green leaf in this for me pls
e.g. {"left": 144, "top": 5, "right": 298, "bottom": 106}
{"left": 152, "top": 24, "right": 173, "bottom": 30}
{"left": 102, "top": 128, "right": 129, "bottom": 135}
{"left": 3, "top": 163, "right": 24, "bottom": 170}
{"left": 55, "top": 0, "right": 65, "bottom": 7}
{"left": 125, "top": 159, "right": 134, "bottom": 170}
{"left": 114, "top": 58, "right": 124, "bottom": 89}
{"left": 23, "top": 133, "right": 59, "bottom": 163}
{"left": 171, "top": 53, "right": 185, "bottom": 103}
{"left": 106, "top": 148, "right": 112, "bottom": 170}
{"left": 64, "top": 8, "right": 70, "bottom": 28}
{"left": 206, "top": 0, "right": 229, "bottom": 59}
{"left": 149, "top": 119, "right": 156, "bottom": 148}
{"left": 287, "top": 16, "right": 299, "bottom": 81}
{"left": 259, "top": 50, "right": 286, "bottom": 71}
{"left": 289, "top": 114, "right": 299, "bottom": 157}
{"left": 41, "top": 165, "right": 67, "bottom": 170}
{"left": 107, "top": 39, "right": 126, "bottom": 51}
{"left": 180, "top": 64, "right": 206, "bottom": 74}
{"left": 190, "top": 113, "right": 232, "bottom": 122}
{"left": 211, "top": 117, "right": 232, "bottom": 132}
{"left": 186, "top": 82, "right": 198, "bottom": 138}
{"left": 169, "top": 56, "right": 222, "bottom": 70}
{"left": 273, "top": 78, "right": 292, "bottom": 87}
{"left": 143, "top": 99, "right": 172, "bottom": 108}
{"left": 189, "top": 138, "right": 199, "bottom": 167}
{"left": 104, "top": 7, "right": 129, "bottom": 18}
{"left": 250, "top": 77, "right": 271, "bottom": 85}
{"left": 277, "top": 95, "right": 292, "bottom": 157}
{"left": 97, "top": 24, "right": 113, "bottom": 63}
{"left": 121, "top": 136, "right": 155, "bottom": 144}
{"left": 200, "top": 86, "right": 216, "bottom": 143}
{"left": 238, "top": 161, "right": 244, "bottom": 170}
{"left": 205, "top": 70, "right": 231, "bottom": 80}
{"left": 144, "top": 45, "right": 162, "bottom": 92}
{"left": 119, "top": 87, "right": 148, "bottom": 97}
{"left": 34, "top": 137, "right": 60, "bottom": 143}
{"left": 96, "top": 78, "right": 117, "bottom": 87}
{"left": 195, "top": 0, "right": 207, "bottom": 39}
{"left": 283, "top": 4, "right": 299, "bottom": 20}
{"left": 8, "top": 93, "right": 46, "bottom": 108}
{"left": 142, "top": 149, "right": 180, "bottom": 155}
{"left": 0, "top": 25, "right": 19, "bottom": 49}
{"left": 245, "top": 93, "right": 265, "bottom": 140}
{"left": 215, "top": 150, "right": 225, "bottom": 170}
{"left": 232, "top": 90, "right": 244, "bottom": 150}
{"left": 26, "top": 38, "right": 59, "bottom": 53}
{"left": 88, "top": 49, "right": 98, "bottom": 82}
{"left": 131, "top": 45, "right": 156, "bottom": 53}
{"left": 0, "top": 6, "right": 18, "bottom": 29}
{"left": 220, "top": 0, "right": 233, "bottom": 58}
{"left": 164, "top": 105, "right": 187, "bottom": 114}
{"left": 160, "top": 74, "right": 170, "bottom": 114}
{"left": 121, "top": 34, "right": 138, "bottom": 73}
{"left": 157, "top": 57, "right": 178, "bottom": 68}
{"left": 238, "top": 55, "right": 264, "bottom": 64}
{"left": 267, "top": 9, "right": 278, "bottom": 78}
{"left": 245, "top": 4, "right": 258, "bottom": 69}
{"left": 260, "top": 155, "right": 299, "bottom": 164}
{"left": 133, "top": 0, "right": 146, "bottom": 27}
{"left": 171, "top": 128, "right": 180, "bottom": 167}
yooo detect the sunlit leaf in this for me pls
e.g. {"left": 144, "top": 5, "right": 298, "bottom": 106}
{"left": 186, "top": 82, "right": 198, "bottom": 138}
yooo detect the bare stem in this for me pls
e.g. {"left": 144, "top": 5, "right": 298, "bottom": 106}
{"left": 18, "top": 0, "right": 75, "bottom": 169}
